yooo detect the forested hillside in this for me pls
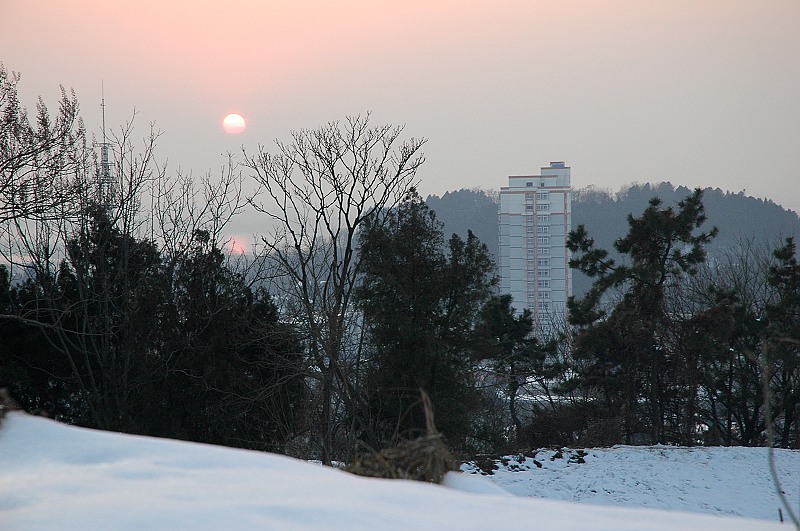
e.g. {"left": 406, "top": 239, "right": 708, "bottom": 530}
{"left": 427, "top": 183, "right": 800, "bottom": 296}
{"left": 428, "top": 185, "right": 800, "bottom": 449}
{"left": 425, "top": 189, "right": 500, "bottom": 261}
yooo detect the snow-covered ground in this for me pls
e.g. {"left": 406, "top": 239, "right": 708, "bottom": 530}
{"left": 463, "top": 446, "right": 799, "bottom": 522}
{"left": 0, "top": 412, "right": 793, "bottom": 530}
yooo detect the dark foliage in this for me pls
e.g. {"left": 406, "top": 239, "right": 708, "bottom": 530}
{"left": 764, "top": 238, "right": 800, "bottom": 447}
{"left": 357, "top": 192, "right": 498, "bottom": 453}
{"left": 566, "top": 189, "right": 718, "bottom": 444}
{"left": 427, "top": 184, "right": 800, "bottom": 298}
{"left": 0, "top": 213, "right": 305, "bottom": 452}
{"left": 425, "top": 189, "right": 499, "bottom": 261}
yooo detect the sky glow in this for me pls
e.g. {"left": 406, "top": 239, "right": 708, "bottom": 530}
{"left": 2, "top": 0, "right": 799, "bottom": 223}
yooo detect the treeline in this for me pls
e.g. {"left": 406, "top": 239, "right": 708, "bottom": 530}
{"left": 425, "top": 183, "right": 800, "bottom": 297}
{"left": 1, "top": 67, "right": 798, "bottom": 462}
{"left": 0, "top": 214, "right": 303, "bottom": 452}
{"left": 563, "top": 191, "right": 799, "bottom": 448}
{"left": 570, "top": 183, "right": 800, "bottom": 297}
{"left": 0, "top": 65, "right": 302, "bottom": 451}
{"left": 425, "top": 188, "right": 799, "bottom": 450}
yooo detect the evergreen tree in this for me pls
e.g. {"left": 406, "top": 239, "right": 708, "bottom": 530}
{"left": 150, "top": 229, "right": 306, "bottom": 451}
{"left": 472, "top": 294, "right": 558, "bottom": 442}
{"left": 684, "top": 239, "right": 778, "bottom": 446}
{"left": 357, "top": 192, "right": 497, "bottom": 452}
{"left": 0, "top": 264, "right": 90, "bottom": 422}
{"left": 567, "top": 189, "right": 717, "bottom": 443}
{"left": 764, "top": 238, "right": 800, "bottom": 447}
{"left": 1, "top": 217, "right": 305, "bottom": 452}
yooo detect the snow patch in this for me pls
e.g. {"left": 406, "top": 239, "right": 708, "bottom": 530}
{"left": 0, "top": 413, "right": 790, "bottom": 530}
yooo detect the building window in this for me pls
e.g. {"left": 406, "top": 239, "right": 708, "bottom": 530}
{"left": 525, "top": 204, "right": 534, "bottom": 211}
{"left": 526, "top": 193, "right": 534, "bottom": 201}
{"left": 537, "top": 258, "right": 550, "bottom": 267}
{"left": 539, "top": 291, "right": 550, "bottom": 300}
{"left": 537, "top": 225, "right": 549, "bottom": 234}
{"left": 538, "top": 302, "right": 550, "bottom": 311}
{"left": 536, "top": 191, "right": 548, "bottom": 201}
{"left": 537, "top": 236, "right": 549, "bottom": 245}
{"left": 537, "top": 214, "right": 549, "bottom": 223}
{"left": 538, "top": 269, "right": 550, "bottom": 277}
{"left": 526, "top": 182, "right": 533, "bottom": 187}
{"left": 526, "top": 225, "right": 535, "bottom": 233}
{"left": 538, "top": 279, "right": 550, "bottom": 289}
{"left": 536, "top": 203, "right": 549, "bottom": 212}
{"left": 538, "top": 247, "right": 550, "bottom": 256}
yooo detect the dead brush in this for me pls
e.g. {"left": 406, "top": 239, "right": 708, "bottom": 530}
{"left": 0, "top": 387, "right": 22, "bottom": 425}
{"left": 346, "top": 390, "right": 457, "bottom": 484}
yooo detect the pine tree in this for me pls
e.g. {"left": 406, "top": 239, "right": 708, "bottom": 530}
{"left": 765, "top": 237, "right": 800, "bottom": 447}
{"left": 567, "top": 188, "right": 717, "bottom": 443}
{"left": 357, "top": 192, "right": 497, "bottom": 452}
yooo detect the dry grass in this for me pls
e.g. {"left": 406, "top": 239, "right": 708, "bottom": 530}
{"left": 346, "top": 391, "right": 457, "bottom": 484}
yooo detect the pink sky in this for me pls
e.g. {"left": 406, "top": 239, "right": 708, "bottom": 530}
{"left": 3, "top": 0, "right": 800, "bottom": 230}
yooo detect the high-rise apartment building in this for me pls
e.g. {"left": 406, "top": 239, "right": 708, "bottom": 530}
{"left": 499, "top": 162, "right": 572, "bottom": 335}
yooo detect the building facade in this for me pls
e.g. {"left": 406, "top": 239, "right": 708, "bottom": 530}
{"left": 499, "top": 162, "right": 572, "bottom": 336}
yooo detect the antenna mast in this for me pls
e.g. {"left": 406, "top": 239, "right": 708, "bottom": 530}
{"left": 96, "top": 81, "right": 114, "bottom": 210}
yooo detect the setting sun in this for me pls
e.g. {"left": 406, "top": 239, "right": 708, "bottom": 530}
{"left": 225, "top": 236, "right": 248, "bottom": 255}
{"left": 222, "top": 113, "right": 246, "bottom": 134}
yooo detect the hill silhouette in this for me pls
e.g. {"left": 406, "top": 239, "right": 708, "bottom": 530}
{"left": 427, "top": 183, "right": 800, "bottom": 297}
{"left": 425, "top": 188, "right": 500, "bottom": 261}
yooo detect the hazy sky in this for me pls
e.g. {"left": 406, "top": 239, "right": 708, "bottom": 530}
{"left": 3, "top": 1, "right": 800, "bottom": 232}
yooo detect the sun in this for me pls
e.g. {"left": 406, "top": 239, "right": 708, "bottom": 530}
{"left": 222, "top": 113, "right": 246, "bottom": 134}
{"left": 225, "top": 236, "right": 248, "bottom": 255}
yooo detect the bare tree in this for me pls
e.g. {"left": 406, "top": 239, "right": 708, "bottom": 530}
{"left": 149, "top": 154, "right": 246, "bottom": 275}
{"left": 1, "top": 106, "right": 250, "bottom": 430}
{"left": 244, "top": 114, "right": 425, "bottom": 463}
{"left": 0, "top": 64, "right": 86, "bottom": 224}
{"left": 0, "top": 115, "right": 164, "bottom": 428}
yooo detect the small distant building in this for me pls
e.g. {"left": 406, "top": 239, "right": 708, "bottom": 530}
{"left": 499, "top": 162, "right": 572, "bottom": 336}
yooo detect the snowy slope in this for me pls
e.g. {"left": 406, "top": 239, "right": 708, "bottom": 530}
{"left": 0, "top": 413, "right": 789, "bottom": 530}
{"left": 464, "top": 446, "right": 799, "bottom": 522}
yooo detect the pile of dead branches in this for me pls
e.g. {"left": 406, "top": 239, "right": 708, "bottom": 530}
{"left": 346, "top": 391, "right": 456, "bottom": 484}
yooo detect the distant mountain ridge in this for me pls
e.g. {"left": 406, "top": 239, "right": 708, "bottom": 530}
{"left": 425, "top": 188, "right": 500, "bottom": 261}
{"left": 426, "top": 183, "right": 800, "bottom": 297}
